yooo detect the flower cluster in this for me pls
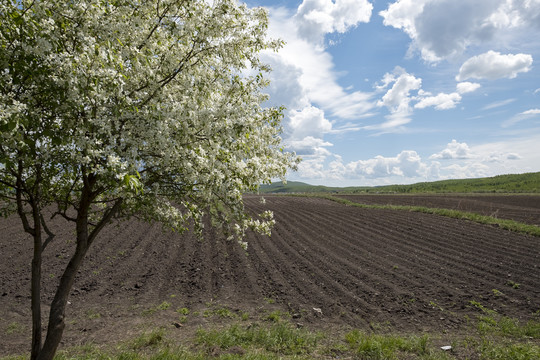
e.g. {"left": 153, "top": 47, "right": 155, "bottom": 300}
{"left": 0, "top": 0, "right": 299, "bottom": 244}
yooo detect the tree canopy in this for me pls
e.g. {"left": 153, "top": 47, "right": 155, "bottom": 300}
{"left": 0, "top": 0, "right": 297, "bottom": 358}
{"left": 0, "top": 0, "right": 297, "bottom": 236}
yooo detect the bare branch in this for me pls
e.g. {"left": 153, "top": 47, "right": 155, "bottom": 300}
{"left": 40, "top": 213, "right": 55, "bottom": 252}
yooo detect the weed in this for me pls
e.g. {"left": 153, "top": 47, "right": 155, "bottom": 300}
{"left": 476, "top": 338, "right": 540, "bottom": 359}
{"left": 345, "top": 330, "right": 432, "bottom": 360}
{"left": 131, "top": 328, "right": 166, "bottom": 350}
{"left": 263, "top": 310, "right": 289, "bottom": 322}
{"left": 506, "top": 280, "right": 521, "bottom": 289}
{"left": 203, "top": 306, "right": 235, "bottom": 319}
{"left": 196, "top": 322, "right": 321, "bottom": 355}
{"left": 176, "top": 307, "right": 190, "bottom": 315}
{"left": 85, "top": 309, "right": 101, "bottom": 320}
{"left": 492, "top": 288, "right": 504, "bottom": 297}
{"left": 429, "top": 300, "right": 444, "bottom": 311}
{"left": 142, "top": 301, "right": 172, "bottom": 316}
{"left": 156, "top": 301, "right": 171, "bottom": 310}
{"left": 5, "top": 322, "right": 24, "bottom": 335}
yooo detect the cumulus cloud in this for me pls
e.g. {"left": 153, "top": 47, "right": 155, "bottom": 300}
{"left": 287, "top": 105, "right": 332, "bottom": 140}
{"left": 456, "top": 82, "right": 481, "bottom": 94}
{"left": 456, "top": 51, "right": 533, "bottom": 81}
{"left": 295, "top": 0, "right": 373, "bottom": 45}
{"left": 380, "top": 0, "right": 540, "bottom": 62}
{"left": 289, "top": 133, "right": 540, "bottom": 186}
{"left": 330, "top": 150, "right": 429, "bottom": 179}
{"left": 430, "top": 139, "right": 472, "bottom": 160}
{"left": 415, "top": 92, "right": 462, "bottom": 110}
{"left": 258, "top": 4, "right": 378, "bottom": 179}
{"left": 264, "top": 7, "right": 375, "bottom": 121}
{"left": 377, "top": 67, "right": 422, "bottom": 113}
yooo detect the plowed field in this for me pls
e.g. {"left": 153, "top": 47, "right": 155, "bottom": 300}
{"left": 1, "top": 195, "right": 539, "bottom": 355}
{"left": 337, "top": 194, "right": 540, "bottom": 226}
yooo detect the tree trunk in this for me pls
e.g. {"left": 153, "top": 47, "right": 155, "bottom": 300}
{"left": 30, "top": 232, "right": 42, "bottom": 360}
{"left": 37, "top": 241, "right": 89, "bottom": 360}
{"left": 37, "top": 200, "right": 92, "bottom": 360}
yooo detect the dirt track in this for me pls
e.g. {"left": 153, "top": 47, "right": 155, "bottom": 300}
{"left": 1, "top": 195, "right": 539, "bottom": 355}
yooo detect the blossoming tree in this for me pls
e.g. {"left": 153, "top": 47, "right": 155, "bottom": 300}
{"left": 0, "top": 0, "right": 298, "bottom": 359}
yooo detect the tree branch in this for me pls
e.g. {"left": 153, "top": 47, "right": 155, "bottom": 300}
{"left": 40, "top": 213, "right": 55, "bottom": 252}
{"left": 87, "top": 199, "right": 123, "bottom": 246}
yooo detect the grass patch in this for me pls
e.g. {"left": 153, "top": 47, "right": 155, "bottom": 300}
{"left": 317, "top": 194, "right": 540, "bottom": 237}
{"left": 3, "top": 310, "right": 540, "bottom": 359}
{"left": 141, "top": 301, "right": 171, "bottom": 316}
{"left": 196, "top": 322, "right": 321, "bottom": 356}
{"left": 344, "top": 330, "right": 438, "bottom": 360}
{"left": 5, "top": 322, "right": 24, "bottom": 335}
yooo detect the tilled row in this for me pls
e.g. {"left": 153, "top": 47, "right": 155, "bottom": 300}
{"left": 338, "top": 194, "right": 540, "bottom": 225}
{"left": 1, "top": 195, "right": 539, "bottom": 340}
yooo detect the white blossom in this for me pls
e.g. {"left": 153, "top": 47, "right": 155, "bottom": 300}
{"left": 1, "top": 0, "right": 299, "bottom": 244}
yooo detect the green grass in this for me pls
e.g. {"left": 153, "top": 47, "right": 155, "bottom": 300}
{"left": 3, "top": 311, "right": 539, "bottom": 360}
{"left": 317, "top": 194, "right": 540, "bottom": 237}
{"left": 196, "top": 322, "right": 321, "bottom": 356}
{"left": 344, "top": 330, "right": 438, "bottom": 359}
{"left": 141, "top": 301, "right": 171, "bottom": 316}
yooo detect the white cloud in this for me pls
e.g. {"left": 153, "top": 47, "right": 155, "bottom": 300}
{"left": 469, "top": 134, "right": 540, "bottom": 174}
{"left": 331, "top": 150, "right": 429, "bottom": 179}
{"left": 456, "top": 51, "right": 533, "bottom": 81}
{"left": 430, "top": 139, "right": 472, "bottom": 160}
{"left": 502, "top": 108, "right": 540, "bottom": 127}
{"left": 258, "top": 5, "right": 377, "bottom": 175}
{"left": 295, "top": 0, "right": 373, "bottom": 45}
{"left": 287, "top": 136, "right": 333, "bottom": 156}
{"left": 377, "top": 67, "right": 422, "bottom": 114}
{"left": 521, "top": 109, "right": 540, "bottom": 115}
{"left": 287, "top": 105, "right": 332, "bottom": 140}
{"left": 456, "top": 82, "right": 481, "bottom": 94}
{"left": 369, "top": 67, "right": 422, "bottom": 132}
{"left": 482, "top": 98, "right": 516, "bottom": 110}
{"left": 415, "top": 92, "right": 462, "bottom": 110}
{"left": 380, "top": 0, "right": 540, "bottom": 63}
{"left": 438, "top": 163, "right": 491, "bottom": 179}
{"left": 264, "top": 7, "right": 375, "bottom": 121}
{"left": 289, "top": 133, "right": 540, "bottom": 186}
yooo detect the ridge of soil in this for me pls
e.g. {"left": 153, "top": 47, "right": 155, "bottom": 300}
{"left": 337, "top": 193, "right": 540, "bottom": 226}
{"left": 1, "top": 195, "right": 539, "bottom": 356}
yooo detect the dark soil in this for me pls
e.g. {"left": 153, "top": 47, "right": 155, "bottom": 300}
{"left": 1, "top": 195, "right": 539, "bottom": 356}
{"left": 337, "top": 193, "right": 540, "bottom": 226}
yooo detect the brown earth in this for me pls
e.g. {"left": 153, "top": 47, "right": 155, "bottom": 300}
{"left": 1, "top": 195, "right": 539, "bottom": 356}
{"left": 337, "top": 193, "right": 540, "bottom": 226}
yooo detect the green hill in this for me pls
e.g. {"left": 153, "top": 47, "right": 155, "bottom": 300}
{"left": 259, "top": 172, "right": 540, "bottom": 194}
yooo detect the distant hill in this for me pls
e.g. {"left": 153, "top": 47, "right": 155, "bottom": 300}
{"left": 258, "top": 172, "right": 540, "bottom": 194}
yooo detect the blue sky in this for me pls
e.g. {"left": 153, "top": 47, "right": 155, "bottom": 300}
{"left": 244, "top": 0, "right": 540, "bottom": 186}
